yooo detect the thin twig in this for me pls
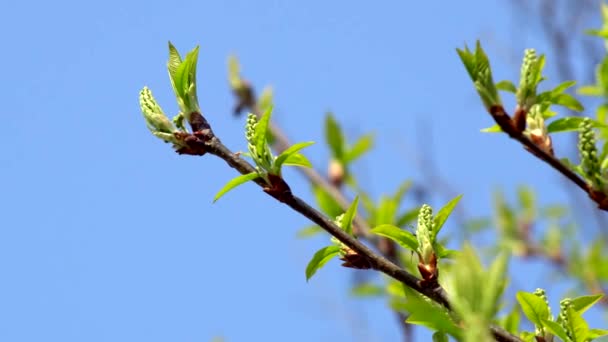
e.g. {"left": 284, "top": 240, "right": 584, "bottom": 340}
{"left": 488, "top": 105, "right": 608, "bottom": 211}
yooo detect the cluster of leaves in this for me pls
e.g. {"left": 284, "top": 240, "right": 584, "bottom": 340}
{"left": 214, "top": 107, "right": 314, "bottom": 201}
{"left": 516, "top": 289, "right": 607, "bottom": 341}
{"left": 457, "top": 36, "right": 608, "bottom": 195}
{"left": 139, "top": 43, "right": 202, "bottom": 149}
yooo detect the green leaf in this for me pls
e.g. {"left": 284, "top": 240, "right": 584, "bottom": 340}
{"left": 167, "top": 42, "right": 182, "bottom": 87}
{"left": 340, "top": 196, "right": 359, "bottom": 235}
{"left": 564, "top": 306, "right": 590, "bottom": 342}
{"left": 570, "top": 294, "right": 604, "bottom": 314}
{"left": 344, "top": 134, "right": 374, "bottom": 163}
{"left": 396, "top": 206, "right": 420, "bottom": 227}
{"left": 552, "top": 80, "right": 577, "bottom": 94}
{"left": 542, "top": 319, "right": 570, "bottom": 342}
{"left": 305, "top": 245, "right": 341, "bottom": 281}
{"left": 255, "top": 106, "right": 273, "bottom": 160}
{"left": 325, "top": 113, "right": 345, "bottom": 160}
{"left": 275, "top": 141, "right": 315, "bottom": 170}
{"left": 312, "top": 185, "right": 343, "bottom": 218}
{"left": 481, "top": 124, "right": 502, "bottom": 133}
{"left": 213, "top": 172, "right": 260, "bottom": 202}
{"left": 433, "top": 194, "right": 463, "bottom": 240}
{"left": 578, "top": 85, "right": 603, "bottom": 97}
{"left": 435, "top": 244, "right": 458, "bottom": 258}
{"left": 499, "top": 305, "right": 520, "bottom": 334}
{"left": 282, "top": 152, "right": 312, "bottom": 168}
{"left": 350, "top": 283, "right": 385, "bottom": 297}
{"left": 516, "top": 291, "right": 550, "bottom": 327}
{"left": 403, "top": 286, "right": 462, "bottom": 339}
{"left": 553, "top": 93, "right": 584, "bottom": 112}
{"left": 547, "top": 117, "right": 608, "bottom": 133}
{"left": 588, "top": 328, "right": 608, "bottom": 339}
{"left": 296, "top": 225, "right": 323, "bottom": 238}
{"left": 496, "top": 80, "right": 517, "bottom": 93}
{"left": 371, "top": 224, "right": 419, "bottom": 251}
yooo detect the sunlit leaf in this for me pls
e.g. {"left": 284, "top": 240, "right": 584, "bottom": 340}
{"left": 496, "top": 80, "right": 517, "bottom": 93}
{"left": 282, "top": 152, "right": 312, "bottom": 168}
{"left": 213, "top": 172, "right": 260, "bottom": 202}
{"left": 344, "top": 134, "right": 374, "bottom": 163}
{"left": 325, "top": 113, "right": 345, "bottom": 160}
{"left": 341, "top": 197, "right": 359, "bottom": 235}
{"left": 305, "top": 245, "right": 341, "bottom": 281}
{"left": 516, "top": 292, "right": 550, "bottom": 327}
{"left": 433, "top": 194, "right": 463, "bottom": 239}
{"left": 275, "top": 141, "right": 315, "bottom": 170}
{"left": 371, "top": 224, "right": 419, "bottom": 251}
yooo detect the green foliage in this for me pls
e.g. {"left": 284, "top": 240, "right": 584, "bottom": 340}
{"left": 305, "top": 245, "right": 341, "bottom": 281}
{"left": 304, "top": 198, "right": 360, "bottom": 281}
{"left": 448, "top": 245, "right": 508, "bottom": 342}
{"left": 402, "top": 286, "right": 462, "bottom": 339}
{"left": 167, "top": 42, "right": 201, "bottom": 123}
{"left": 371, "top": 224, "right": 418, "bottom": 251}
{"left": 244, "top": 107, "right": 314, "bottom": 180}
{"left": 213, "top": 172, "right": 260, "bottom": 202}
{"left": 457, "top": 41, "right": 502, "bottom": 111}
{"left": 324, "top": 112, "right": 374, "bottom": 182}
{"left": 516, "top": 290, "right": 608, "bottom": 341}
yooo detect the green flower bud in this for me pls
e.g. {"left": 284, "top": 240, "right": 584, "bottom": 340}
{"left": 140, "top": 87, "right": 183, "bottom": 147}
{"left": 416, "top": 204, "right": 435, "bottom": 264}
{"left": 559, "top": 298, "right": 573, "bottom": 341}
{"left": 578, "top": 118, "right": 604, "bottom": 191}
{"left": 517, "top": 49, "right": 541, "bottom": 110}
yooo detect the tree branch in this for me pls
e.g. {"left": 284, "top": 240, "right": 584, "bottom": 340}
{"left": 488, "top": 105, "right": 608, "bottom": 211}
{"left": 177, "top": 114, "right": 522, "bottom": 342}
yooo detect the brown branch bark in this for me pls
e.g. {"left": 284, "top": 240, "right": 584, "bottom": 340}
{"left": 488, "top": 105, "right": 608, "bottom": 211}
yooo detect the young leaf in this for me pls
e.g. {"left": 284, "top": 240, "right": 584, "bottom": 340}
{"left": 255, "top": 106, "right": 273, "bottom": 161}
{"left": 371, "top": 224, "right": 419, "bottom": 251}
{"left": 499, "top": 305, "right": 521, "bottom": 334}
{"left": 325, "top": 113, "right": 345, "bottom": 160}
{"left": 480, "top": 124, "right": 502, "bottom": 133}
{"left": 396, "top": 206, "right": 421, "bottom": 227}
{"left": 433, "top": 194, "right": 463, "bottom": 239}
{"left": 570, "top": 294, "right": 604, "bottom": 314}
{"left": 402, "top": 286, "right": 462, "bottom": 339}
{"left": 562, "top": 306, "right": 590, "bottom": 342}
{"left": 344, "top": 134, "right": 374, "bottom": 163}
{"left": 305, "top": 245, "right": 341, "bottom": 281}
{"left": 496, "top": 80, "right": 517, "bottom": 93}
{"left": 167, "top": 41, "right": 182, "bottom": 82}
{"left": 340, "top": 196, "right": 359, "bottom": 235}
{"left": 281, "top": 152, "right": 312, "bottom": 168}
{"left": 350, "top": 283, "right": 385, "bottom": 297}
{"left": 547, "top": 117, "right": 608, "bottom": 133}
{"left": 312, "top": 185, "right": 343, "bottom": 218}
{"left": 588, "top": 328, "right": 608, "bottom": 339}
{"left": 553, "top": 93, "right": 584, "bottom": 112}
{"left": 296, "top": 225, "right": 323, "bottom": 238}
{"left": 516, "top": 291, "right": 550, "bottom": 327}
{"left": 542, "top": 319, "right": 570, "bottom": 342}
{"left": 274, "top": 141, "right": 315, "bottom": 169}
{"left": 213, "top": 172, "right": 260, "bottom": 202}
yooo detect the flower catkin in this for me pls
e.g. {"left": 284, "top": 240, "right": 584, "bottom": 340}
{"left": 579, "top": 118, "right": 604, "bottom": 191}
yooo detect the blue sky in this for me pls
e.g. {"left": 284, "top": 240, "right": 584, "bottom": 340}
{"left": 1, "top": 0, "right": 605, "bottom": 341}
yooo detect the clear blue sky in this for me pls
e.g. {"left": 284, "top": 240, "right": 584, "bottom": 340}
{"left": 1, "top": 0, "right": 605, "bottom": 341}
